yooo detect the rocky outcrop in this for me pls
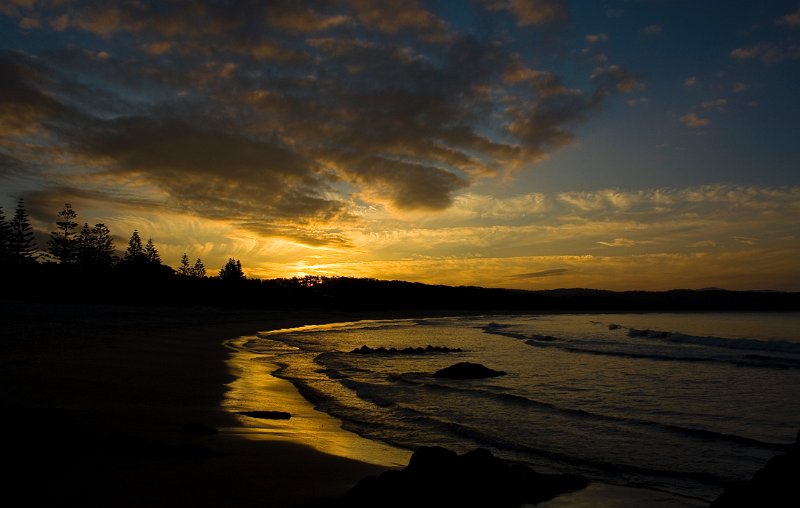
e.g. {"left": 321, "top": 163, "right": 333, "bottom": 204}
{"left": 350, "top": 345, "right": 463, "bottom": 355}
{"left": 327, "top": 446, "right": 587, "bottom": 507}
{"left": 433, "top": 362, "right": 506, "bottom": 379}
{"left": 710, "top": 430, "right": 800, "bottom": 507}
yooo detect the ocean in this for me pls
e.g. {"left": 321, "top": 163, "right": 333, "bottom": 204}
{"left": 235, "top": 313, "right": 800, "bottom": 506}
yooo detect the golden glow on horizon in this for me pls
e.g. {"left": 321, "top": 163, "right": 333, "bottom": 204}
{"left": 28, "top": 184, "right": 799, "bottom": 291}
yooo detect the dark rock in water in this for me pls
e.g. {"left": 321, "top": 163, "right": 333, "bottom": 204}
{"left": 237, "top": 410, "right": 291, "bottom": 420}
{"left": 433, "top": 362, "right": 506, "bottom": 379}
{"left": 608, "top": 323, "right": 622, "bottom": 330}
{"left": 326, "top": 446, "right": 587, "bottom": 507}
{"left": 628, "top": 328, "right": 669, "bottom": 338}
{"left": 710, "top": 429, "right": 800, "bottom": 508}
{"left": 179, "top": 422, "right": 219, "bottom": 435}
{"left": 351, "top": 344, "right": 463, "bottom": 355}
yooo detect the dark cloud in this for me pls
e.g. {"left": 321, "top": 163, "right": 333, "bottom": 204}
{"left": 0, "top": 152, "right": 26, "bottom": 178}
{"left": 510, "top": 268, "right": 570, "bottom": 279}
{"left": 0, "top": 55, "right": 68, "bottom": 135}
{"left": 505, "top": 90, "right": 605, "bottom": 160}
{"left": 0, "top": 0, "right": 624, "bottom": 241}
{"left": 65, "top": 115, "right": 345, "bottom": 221}
{"left": 343, "top": 155, "right": 468, "bottom": 210}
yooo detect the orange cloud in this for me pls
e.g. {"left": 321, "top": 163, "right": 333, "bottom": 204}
{"left": 141, "top": 41, "right": 173, "bottom": 56}
{"left": 680, "top": 112, "right": 710, "bottom": 128}
{"left": 18, "top": 16, "right": 40, "bottom": 29}
{"left": 266, "top": 5, "right": 350, "bottom": 33}
{"left": 640, "top": 24, "right": 662, "bottom": 36}
{"left": 347, "top": 0, "right": 453, "bottom": 41}
{"left": 730, "top": 43, "right": 800, "bottom": 64}
{"left": 483, "top": 0, "right": 569, "bottom": 26}
{"left": 777, "top": 8, "right": 800, "bottom": 28}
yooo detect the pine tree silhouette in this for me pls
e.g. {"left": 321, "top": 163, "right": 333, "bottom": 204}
{"left": 0, "top": 205, "right": 12, "bottom": 263}
{"left": 91, "top": 223, "right": 116, "bottom": 267}
{"left": 124, "top": 230, "right": 145, "bottom": 263}
{"left": 192, "top": 258, "right": 206, "bottom": 278}
{"left": 75, "top": 222, "right": 94, "bottom": 265}
{"left": 178, "top": 253, "right": 191, "bottom": 276}
{"left": 48, "top": 203, "right": 79, "bottom": 264}
{"left": 10, "top": 198, "right": 36, "bottom": 263}
{"left": 144, "top": 238, "right": 161, "bottom": 265}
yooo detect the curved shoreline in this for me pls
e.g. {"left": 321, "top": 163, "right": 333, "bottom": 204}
{"left": 0, "top": 303, "right": 424, "bottom": 507}
{"left": 240, "top": 315, "right": 712, "bottom": 508}
{"left": 222, "top": 333, "right": 411, "bottom": 468}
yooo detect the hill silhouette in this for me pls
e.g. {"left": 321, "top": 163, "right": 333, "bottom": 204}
{"left": 4, "top": 263, "right": 798, "bottom": 312}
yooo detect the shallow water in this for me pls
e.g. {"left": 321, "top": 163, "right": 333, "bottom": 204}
{"left": 239, "top": 313, "right": 800, "bottom": 505}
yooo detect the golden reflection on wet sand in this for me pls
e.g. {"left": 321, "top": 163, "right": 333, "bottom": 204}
{"left": 223, "top": 335, "right": 411, "bottom": 468}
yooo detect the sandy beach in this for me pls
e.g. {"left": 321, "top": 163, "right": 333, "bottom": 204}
{"left": 0, "top": 302, "right": 420, "bottom": 507}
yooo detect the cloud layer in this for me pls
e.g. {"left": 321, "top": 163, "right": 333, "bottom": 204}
{"left": 1, "top": 0, "right": 639, "bottom": 238}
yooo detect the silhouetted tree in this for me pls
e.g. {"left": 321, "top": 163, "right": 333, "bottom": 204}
{"left": 0, "top": 205, "right": 11, "bottom": 263}
{"left": 124, "top": 230, "right": 145, "bottom": 263}
{"left": 48, "top": 203, "right": 79, "bottom": 264}
{"left": 74, "top": 222, "right": 116, "bottom": 267}
{"left": 10, "top": 198, "right": 36, "bottom": 263}
{"left": 91, "top": 223, "right": 116, "bottom": 267}
{"left": 75, "top": 222, "right": 94, "bottom": 265}
{"left": 192, "top": 258, "right": 206, "bottom": 278}
{"left": 219, "top": 257, "right": 244, "bottom": 281}
{"left": 144, "top": 238, "right": 161, "bottom": 265}
{"left": 177, "top": 253, "right": 191, "bottom": 276}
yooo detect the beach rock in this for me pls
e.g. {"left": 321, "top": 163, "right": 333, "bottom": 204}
{"left": 331, "top": 446, "right": 588, "bottom": 507}
{"left": 709, "top": 429, "right": 800, "bottom": 508}
{"left": 433, "top": 362, "right": 506, "bottom": 379}
{"left": 237, "top": 410, "right": 291, "bottom": 420}
{"left": 485, "top": 322, "right": 509, "bottom": 329}
{"left": 350, "top": 345, "right": 463, "bottom": 355}
{"left": 179, "top": 422, "right": 219, "bottom": 435}
{"left": 628, "top": 328, "right": 669, "bottom": 338}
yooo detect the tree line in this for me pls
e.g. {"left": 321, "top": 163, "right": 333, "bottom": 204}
{"left": 0, "top": 200, "right": 245, "bottom": 280}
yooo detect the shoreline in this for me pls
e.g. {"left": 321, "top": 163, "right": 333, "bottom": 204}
{"left": 0, "top": 302, "right": 436, "bottom": 506}
{"left": 222, "top": 333, "right": 412, "bottom": 468}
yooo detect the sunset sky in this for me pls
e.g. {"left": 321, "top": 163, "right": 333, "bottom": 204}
{"left": 1, "top": 0, "right": 799, "bottom": 290}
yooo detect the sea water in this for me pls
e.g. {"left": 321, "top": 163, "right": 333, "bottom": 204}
{"left": 240, "top": 313, "right": 800, "bottom": 505}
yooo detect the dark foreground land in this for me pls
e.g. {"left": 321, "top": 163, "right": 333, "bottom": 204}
{"left": 1, "top": 303, "right": 405, "bottom": 507}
